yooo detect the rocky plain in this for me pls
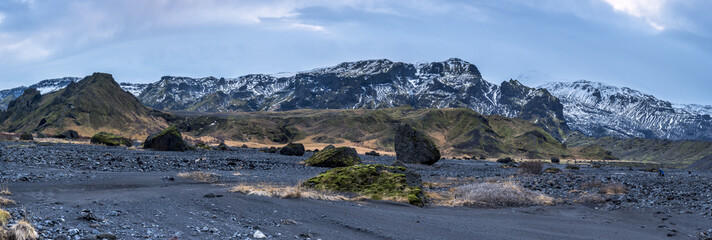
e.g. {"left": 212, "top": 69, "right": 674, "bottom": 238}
{"left": 0, "top": 140, "right": 710, "bottom": 240}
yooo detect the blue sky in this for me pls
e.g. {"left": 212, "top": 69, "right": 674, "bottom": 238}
{"left": 0, "top": 0, "right": 710, "bottom": 105}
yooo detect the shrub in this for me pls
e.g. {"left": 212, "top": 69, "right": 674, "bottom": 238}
{"left": 177, "top": 171, "right": 221, "bottom": 183}
{"left": 0, "top": 209, "right": 9, "bottom": 225}
{"left": 565, "top": 165, "right": 580, "bottom": 170}
{"left": 452, "top": 182, "right": 555, "bottom": 207}
{"left": 304, "top": 164, "right": 424, "bottom": 206}
{"left": 11, "top": 219, "right": 38, "bottom": 240}
{"left": 550, "top": 156, "right": 560, "bottom": 164}
{"left": 598, "top": 183, "right": 628, "bottom": 195}
{"left": 230, "top": 183, "right": 348, "bottom": 201}
{"left": 0, "top": 197, "right": 15, "bottom": 206}
{"left": 18, "top": 133, "right": 33, "bottom": 141}
{"left": 519, "top": 161, "right": 543, "bottom": 174}
{"left": 90, "top": 132, "right": 132, "bottom": 147}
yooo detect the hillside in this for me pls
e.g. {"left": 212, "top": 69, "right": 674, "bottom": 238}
{"left": 0, "top": 73, "right": 167, "bottom": 139}
{"left": 565, "top": 132, "right": 712, "bottom": 167}
{"left": 171, "top": 107, "right": 574, "bottom": 159}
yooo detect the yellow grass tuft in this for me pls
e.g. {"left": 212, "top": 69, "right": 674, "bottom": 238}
{"left": 10, "top": 219, "right": 38, "bottom": 240}
{"left": 575, "top": 193, "right": 606, "bottom": 203}
{"left": 0, "top": 184, "right": 10, "bottom": 196}
{"left": 0, "top": 197, "right": 15, "bottom": 206}
{"left": 598, "top": 183, "right": 628, "bottom": 195}
{"left": 177, "top": 171, "right": 221, "bottom": 183}
{"left": 230, "top": 183, "right": 349, "bottom": 201}
{"left": 0, "top": 209, "right": 9, "bottom": 225}
{"left": 448, "top": 181, "right": 556, "bottom": 207}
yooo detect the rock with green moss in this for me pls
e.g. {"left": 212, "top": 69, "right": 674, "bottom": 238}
{"left": 19, "top": 133, "right": 33, "bottom": 141}
{"left": 279, "top": 143, "right": 305, "bottom": 156}
{"left": 90, "top": 132, "right": 132, "bottom": 147}
{"left": 322, "top": 144, "right": 335, "bottom": 151}
{"left": 143, "top": 126, "right": 192, "bottom": 151}
{"left": 195, "top": 142, "right": 212, "bottom": 150}
{"left": 394, "top": 124, "right": 440, "bottom": 165}
{"left": 305, "top": 147, "right": 360, "bottom": 167}
{"left": 565, "top": 165, "right": 580, "bottom": 170}
{"left": 304, "top": 164, "right": 425, "bottom": 206}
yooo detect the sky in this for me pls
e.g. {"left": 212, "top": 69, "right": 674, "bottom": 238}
{"left": 0, "top": 0, "right": 710, "bottom": 105}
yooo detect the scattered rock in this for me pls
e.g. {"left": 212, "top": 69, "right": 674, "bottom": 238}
{"left": 365, "top": 151, "right": 380, "bottom": 157}
{"left": 216, "top": 142, "right": 230, "bottom": 151}
{"left": 19, "top": 133, "right": 34, "bottom": 141}
{"left": 55, "top": 130, "right": 79, "bottom": 139}
{"left": 497, "top": 157, "right": 514, "bottom": 164}
{"left": 253, "top": 230, "right": 267, "bottom": 239}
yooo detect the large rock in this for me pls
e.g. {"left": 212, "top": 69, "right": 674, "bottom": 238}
{"left": 143, "top": 126, "right": 192, "bottom": 151}
{"left": 305, "top": 146, "right": 360, "bottom": 167}
{"left": 279, "top": 143, "right": 305, "bottom": 156}
{"left": 91, "top": 132, "right": 132, "bottom": 147}
{"left": 304, "top": 164, "right": 425, "bottom": 206}
{"left": 394, "top": 124, "right": 440, "bottom": 165}
{"left": 55, "top": 130, "right": 79, "bottom": 139}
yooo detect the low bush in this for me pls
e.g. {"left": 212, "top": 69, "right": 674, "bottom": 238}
{"left": 0, "top": 197, "right": 15, "bottom": 206}
{"left": 230, "top": 183, "right": 348, "bottom": 201}
{"left": 519, "top": 161, "right": 543, "bottom": 174}
{"left": 598, "top": 183, "right": 628, "bottom": 195}
{"left": 452, "top": 182, "right": 555, "bottom": 207}
{"left": 11, "top": 219, "right": 38, "bottom": 240}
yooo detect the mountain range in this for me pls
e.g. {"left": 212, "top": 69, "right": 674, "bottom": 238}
{"left": 1, "top": 58, "right": 710, "bottom": 142}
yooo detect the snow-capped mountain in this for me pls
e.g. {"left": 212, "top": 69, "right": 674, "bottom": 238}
{"left": 542, "top": 80, "right": 712, "bottom": 141}
{"left": 0, "top": 77, "right": 81, "bottom": 110}
{"left": 135, "top": 58, "right": 569, "bottom": 139}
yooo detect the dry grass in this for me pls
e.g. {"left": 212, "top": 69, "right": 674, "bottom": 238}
{"left": 519, "top": 161, "right": 543, "bottom": 174}
{"left": 575, "top": 193, "right": 606, "bottom": 203}
{"left": 10, "top": 220, "right": 38, "bottom": 240}
{"left": 0, "top": 184, "right": 10, "bottom": 196}
{"left": 0, "top": 197, "right": 15, "bottom": 206}
{"left": 447, "top": 182, "right": 555, "bottom": 207}
{"left": 581, "top": 180, "right": 603, "bottom": 189}
{"left": 0, "top": 209, "right": 9, "bottom": 225}
{"left": 598, "top": 183, "right": 628, "bottom": 195}
{"left": 177, "top": 171, "right": 221, "bottom": 183}
{"left": 230, "top": 183, "right": 349, "bottom": 201}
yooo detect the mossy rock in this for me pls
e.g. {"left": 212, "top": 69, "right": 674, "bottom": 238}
{"left": 195, "top": 142, "right": 212, "bottom": 150}
{"left": 305, "top": 147, "right": 361, "bottom": 168}
{"left": 19, "top": 133, "right": 33, "bottom": 141}
{"left": 565, "top": 165, "right": 580, "bottom": 170}
{"left": 322, "top": 144, "right": 336, "bottom": 151}
{"left": 544, "top": 167, "right": 561, "bottom": 173}
{"left": 394, "top": 124, "right": 440, "bottom": 165}
{"left": 279, "top": 142, "right": 305, "bottom": 156}
{"left": 143, "top": 126, "right": 192, "bottom": 151}
{"left": 304, "top": 164, "right": 425, "bottom": 206}
{"left": 0, "top": 208, "right": 9, "bottom": 225}
{"left": 90, "top": 132, "right": 131, "bottom": 147}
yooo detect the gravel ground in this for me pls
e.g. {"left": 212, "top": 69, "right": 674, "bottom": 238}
{"left": 1, "top": 141, "right": 711, "bottom": 239}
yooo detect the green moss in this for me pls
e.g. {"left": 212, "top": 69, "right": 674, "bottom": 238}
{"left": 544, "top": 167, "right": 561, "bottom": 173}
{"left": 565, "top": 165, "right": 580, "bottom": 170}
{"left": 195, "top": 142, "right": 212, "bottom": 150}
{"left": 304, "top": 164, "right": 424, "bottom": 206}
{"left": 305, "top": 147, "right": 360, "bottom": 167}
{"left": 90, "top": 132, "right": 132, "bottom": 147}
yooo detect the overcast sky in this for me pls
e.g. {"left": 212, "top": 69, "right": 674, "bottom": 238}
{"left": 0, "top": 0, "right": 710, "bottom": 105}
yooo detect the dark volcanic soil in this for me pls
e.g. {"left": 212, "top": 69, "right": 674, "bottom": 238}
{"left": 1, "top": 142, "right": 711, "bottom": 239}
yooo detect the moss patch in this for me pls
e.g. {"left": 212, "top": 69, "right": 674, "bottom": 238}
{"left": 90, "top": 132, "right": 132, "bottom": 147}
{"left": 305, "top": 147, "right": 360, "bottom": 167}
{"left": 304, "top": 164, "right": 424, "bottom": 206}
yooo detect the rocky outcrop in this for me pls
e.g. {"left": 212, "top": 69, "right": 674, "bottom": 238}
{"left": 394, "top": 124, "right": 440, "bottom": 165}
{"left": 90, "top": 132, "right": 132, "bottom": 147}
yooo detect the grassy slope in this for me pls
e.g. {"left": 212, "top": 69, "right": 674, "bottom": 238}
{"left": 173, "top": 107, "right": 574, "bottom": 159}
{"left": 0, "top": 73, "right": 167, "bottom": 139}
{"left": 565, "top": 132, "right": 712, "bottom": 167}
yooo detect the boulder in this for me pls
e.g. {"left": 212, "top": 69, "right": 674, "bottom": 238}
{"left": 550, "top": 156, "right": 560, "bottom": 164}
{"left": 241, "top": 144, "right": 249, "bottom": 148}
{"left": 394, "top": 124, "right": 440, "bottom": 165}
{"left": 365, "top": 151, "right": 380, "bottom": 157}
{"left": 55, "top": 130, "right": 79, "bottom": 139}
{"left": 19, "top": 133, "right": 33, "bottom": 141}
{"left": 143, "top": 126, "right": 192, "bottom": 151}
{"left": 279, "top": 143, "right": 305, "bottom": 156}
{"left": 497, "top": 157, "right": 514, "bottom": 164}
{"left": 322, "top": 144, "right": 336, "bottom": 151}
{"left": 304, "top": 164, "right": 425, "bottom": 206}
{"left": 305, "top": 147, "right": 360, "bottom": 167}
{"left": 216, "top": 142, "right": 230, "bottom": 151}
{"left": 90, "top": 132, "right": 132, "bottom": 147}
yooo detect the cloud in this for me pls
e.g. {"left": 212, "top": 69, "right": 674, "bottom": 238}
{"left": 0, "top": 12, "right": 5, "bottom": 25}
{"left": 602, "top": 0, "right": 669, "bottom": 30}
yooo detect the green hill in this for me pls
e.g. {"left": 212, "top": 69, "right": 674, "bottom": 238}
{"left": 0, "top": 73, "right": 167, "bottom": 139}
